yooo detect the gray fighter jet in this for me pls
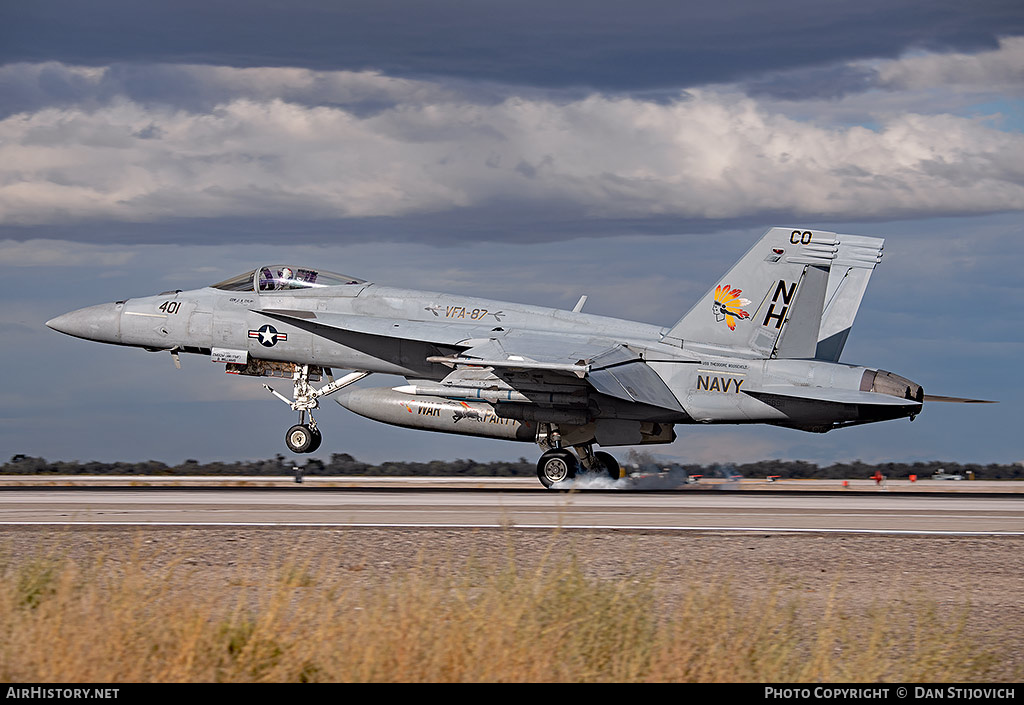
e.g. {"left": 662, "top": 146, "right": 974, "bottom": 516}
{"left": 46, "top": 227, "right": 991, "bottom": 488}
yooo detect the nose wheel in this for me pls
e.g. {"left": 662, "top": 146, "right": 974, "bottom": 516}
{"left": 286, "top": 422, "right": 322, "bottom": 454}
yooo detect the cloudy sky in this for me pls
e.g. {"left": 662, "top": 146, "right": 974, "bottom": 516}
{"left": 1, "top": 1, "right": 1021, "bottom": 467}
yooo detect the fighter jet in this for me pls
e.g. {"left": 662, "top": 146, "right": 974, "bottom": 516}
{"left": 46, "top": 227, "right": 991, "bottom": 488}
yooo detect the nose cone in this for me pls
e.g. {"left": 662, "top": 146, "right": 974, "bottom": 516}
{"left": 46, "top": 303, "right": 121, "bottom": 343}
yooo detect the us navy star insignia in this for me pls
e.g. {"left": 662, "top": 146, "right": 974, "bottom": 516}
{"left": 248, "top": 324, "right": 287, "bottom": 347}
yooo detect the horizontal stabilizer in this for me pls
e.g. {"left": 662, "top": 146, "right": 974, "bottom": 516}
{"left": 587, "top": 360, "right": 684, "bottom": 411}
{"left": 743, "top": 385, "right": 922, "bottom": 407}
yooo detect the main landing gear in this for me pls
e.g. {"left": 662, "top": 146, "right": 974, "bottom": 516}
{"left": 534, "top": 424, "right": 622, "bottom": 489}
{"left": 264, "top": 365, "right": 369, "bottom": 454}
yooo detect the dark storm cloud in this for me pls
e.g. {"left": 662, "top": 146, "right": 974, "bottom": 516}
{"left": 741, "top": 64, "right": 880, "bottom": 101}
{"left": 0, "top": 62, "right": 476, "bottom": 120}
{"left": 0, "top": 206, "right": 1002, "bottom": 249}
{"left": 0, "top": 211, "right": 762, "bottom": 247}
{"left": 2, "top": 0, "right": 1022, "bottom": 91}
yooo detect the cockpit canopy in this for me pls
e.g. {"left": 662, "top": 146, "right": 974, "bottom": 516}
{"left": 212, "top": 266, "right": 367, "bottom": 293}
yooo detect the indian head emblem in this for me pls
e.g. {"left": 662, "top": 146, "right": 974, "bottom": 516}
{"left": 712, "top": 284, "right": 751, "bottom": 330}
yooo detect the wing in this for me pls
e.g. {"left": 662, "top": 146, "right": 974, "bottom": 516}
{"left": 260, "top": 309, "right": 684, "bottom": 413}
{"left": 428, "top": 332, "right": 684, "bottom": 413}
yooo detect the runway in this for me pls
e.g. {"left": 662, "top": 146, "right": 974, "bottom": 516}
{"left": 2, "top": 485, "right": 1022, "bottom": 534}
{"left": 5, "top": 481, "right": 1021, "bottom": 681}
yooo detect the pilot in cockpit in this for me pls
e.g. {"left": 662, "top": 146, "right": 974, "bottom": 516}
{"left": 277, "top": 267, "right": 294, "bottom": 289}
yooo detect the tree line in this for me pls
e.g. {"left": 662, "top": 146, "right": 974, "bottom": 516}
{"left": 4, "top": 453, "right": 1024, "bottom": 480}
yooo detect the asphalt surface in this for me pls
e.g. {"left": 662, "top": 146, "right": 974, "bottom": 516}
{"left": 1, "top": 483, "right": 1021, "bottom": 534}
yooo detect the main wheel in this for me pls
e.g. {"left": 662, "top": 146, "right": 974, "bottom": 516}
{"left": 594, "top": 451, "right": 621, "bottom": 481}
{"left": 537, "top": 449, "right": 578, "bottom": 489}
{"left": 285, "top": 424, "right": 316, "bottom": 453}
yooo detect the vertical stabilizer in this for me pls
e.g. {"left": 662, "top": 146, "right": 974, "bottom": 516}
{"left": 665, "top": 227, "right": 839, "bottom": 358}
{"left": 816, "top": 235, "right": 884, "bottom": 362}
{"left": 773, "top": 263, "right": 829, "bottom": 359}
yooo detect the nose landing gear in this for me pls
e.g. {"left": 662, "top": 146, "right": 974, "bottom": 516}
{"left": 264, "top": 365, "right": 369, "bottom": 454}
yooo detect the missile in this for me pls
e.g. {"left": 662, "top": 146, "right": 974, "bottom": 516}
{"left": 392, "top": 384, "right": 586, "bottom": 406}
{"left": 334, "top": 387, "right": 535, "bottom": 441}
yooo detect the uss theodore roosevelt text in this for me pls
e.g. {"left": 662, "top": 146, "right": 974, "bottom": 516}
{"left": 47, "top": 228, "right": 991, "bottom": 489}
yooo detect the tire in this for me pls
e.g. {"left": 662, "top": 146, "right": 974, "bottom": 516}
{"left": 285, "top": 424, "right": 315, "bottom": 454}
{"left": 536, "top": 449, "right": 578, "bottom": 489}
{"left": 307, "top": 428, "right": 322, "bottom": 453}
{"left": 594, "top": 451, "right": 621, "bottom": 481}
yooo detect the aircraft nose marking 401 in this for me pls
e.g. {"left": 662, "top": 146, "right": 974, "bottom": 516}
{"left": 46, "top": 228, "right": 993, "bottom": 488}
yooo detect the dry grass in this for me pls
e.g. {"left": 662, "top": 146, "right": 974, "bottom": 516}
{"left": 0, "top": 542, "right": 1003, "bottom": 683}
